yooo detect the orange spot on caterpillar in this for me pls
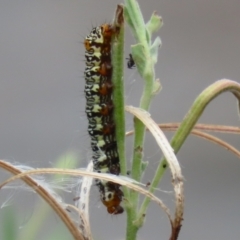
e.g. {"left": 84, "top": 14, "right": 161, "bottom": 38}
{"left": 98, "top": 62, "right": 112, "bottom": 76}
{"left": 99, "top": 103, "right": 113, "bottom": 116}
{"left": 98, "top": 82, "right": 113, "bottom": 96}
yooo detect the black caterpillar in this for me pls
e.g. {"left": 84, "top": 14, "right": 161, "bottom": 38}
{"left": 84, "top": 24, "right": 123, "bottom": 214}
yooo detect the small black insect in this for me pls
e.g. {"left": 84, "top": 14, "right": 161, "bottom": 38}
{"left": 126, "top": 53, "right": 135, "bottom": 69}
{"left": 145, "top": 181, "right": 151, "bottom": 187}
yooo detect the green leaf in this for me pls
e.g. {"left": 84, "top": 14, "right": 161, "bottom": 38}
{"left": 146, "top": 12, "right": 163, "bottom": 35}
{"left": 131, "top": 43, "right": 147, "bottom": 77}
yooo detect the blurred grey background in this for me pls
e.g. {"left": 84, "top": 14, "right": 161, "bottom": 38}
{"left": 0, "top": 0, "right": 240, "bottom": 239}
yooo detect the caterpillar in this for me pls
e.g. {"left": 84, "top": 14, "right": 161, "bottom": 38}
{"left": 84, "top": 24, "right": 124, "bottom": 214}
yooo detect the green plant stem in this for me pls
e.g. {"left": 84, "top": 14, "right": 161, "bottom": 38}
{"left": 125, "top": 208, "right": 138, "bottom": 240}
{"left": 138, "top": 79, "right": 240, "bottom": 221}
{"left": 112, "top": 9, "right": 128, "bottom": 201}
{"left": 124, "top": 1, "right": 157, "bottom": 239}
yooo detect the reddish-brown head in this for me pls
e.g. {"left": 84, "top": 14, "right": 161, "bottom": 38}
{"left": 101, "top": 188, "right": 124, "bottom": 215}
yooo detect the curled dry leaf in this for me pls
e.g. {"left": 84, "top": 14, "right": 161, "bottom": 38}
{"left": 0, "top": 165, "right": 172, "bottom": 223}
{"left": 75, "top": 161, "right": 93, "bottom": 240}
{"left": 125, "top": 105, "right": 184, "bottom": 240}
{"left": 0, "top": 160, "right": 84, "bottom": 240}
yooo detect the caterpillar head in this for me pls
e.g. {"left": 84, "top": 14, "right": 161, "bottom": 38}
{"left": 101, "top": 188, "right": 124, "bottom": 215}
